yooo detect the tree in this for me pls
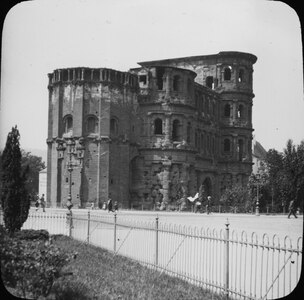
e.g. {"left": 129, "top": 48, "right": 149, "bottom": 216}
{"left": 21, "top": 150, "right": 46, "bottom": 201}
{"left": 283, "top": 139, "right": 304, "bottom": 211}
{"left": 0, "top": 126, "right": 30, "bottom": 233}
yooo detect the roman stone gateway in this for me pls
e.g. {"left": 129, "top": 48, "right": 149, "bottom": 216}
{"left": 46, "top": 51, "right": 257, "bottom": 209}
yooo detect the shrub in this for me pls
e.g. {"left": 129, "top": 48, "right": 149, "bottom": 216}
{"left": 0, "top": 228, "right": 73, "bottom": 299}
{"left": 14, "top": 229, "right": 49, "bottom": 241}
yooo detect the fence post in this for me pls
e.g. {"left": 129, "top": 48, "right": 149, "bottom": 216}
{"left": 87, "top": 210, "right": 90, "bottom": 243}
{"left": 155, "top": 215, "right": 159, "bottom": 266}
{"left": 114, "top": 212, "right": 117, "bottom": 253}
{"left": 67, "top": 211, "right": 73, "bottom": 237}
{"left": 225, "top": 218, "right": 230, "bottom": 300}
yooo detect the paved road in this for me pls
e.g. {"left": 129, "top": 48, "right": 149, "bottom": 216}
{"left": 35, "top": 207, "right": 303, "bottom": 242}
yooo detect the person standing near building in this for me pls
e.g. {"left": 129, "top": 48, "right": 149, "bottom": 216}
{"left": 206, "top": 196, "right": 211, "bottom": 214}
{"left": 107, "top": 196, "right": 113, "bottom": 212}
{"left": 35, "top": 194, "right": 40, "bottom": 211}
{"left": 287, "top": 199, "right": 297, "bottom": 218}
{"left": 40, "top": 194, "right": 46, "bottom": 212}
{"left": 114, "top": 201, "right": 118, "bottom": 212}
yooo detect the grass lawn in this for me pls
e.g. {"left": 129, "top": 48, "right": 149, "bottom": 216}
{"left": 50, "top": 235, "right": 225, "bottom": 300}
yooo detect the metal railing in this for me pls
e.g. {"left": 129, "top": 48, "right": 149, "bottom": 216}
{"left": 0, "top": 210, "right": 302, "bottom": 299}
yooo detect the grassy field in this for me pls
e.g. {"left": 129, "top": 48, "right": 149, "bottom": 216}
{"left": 50, "top": 235, "right": 225, "bottom": 300}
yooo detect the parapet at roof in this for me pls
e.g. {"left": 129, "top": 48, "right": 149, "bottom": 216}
{"left": 138, "top": 51, "right": 257, "bottom": 66}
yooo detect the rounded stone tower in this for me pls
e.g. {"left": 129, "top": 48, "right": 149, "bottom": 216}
{"left": 46, "top": 67, "right": 138, "bottom": 208}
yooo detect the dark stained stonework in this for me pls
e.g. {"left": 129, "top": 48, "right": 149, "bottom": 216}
{"left": 46, "top": 51, "right": 257, "bottom": 209}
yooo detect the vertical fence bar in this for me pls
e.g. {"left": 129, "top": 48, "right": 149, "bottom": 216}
{"left": 68, "top": 211, "right": 73, "bottom": 237}
{"left": 87, "top": 210, "right": 91, "bottom": 243}
{"left": 114, "top": 212, "right": 117, "bottom": 253}
{"left": 225, "top": 219, "right": 230, "bottom": 300}
{"left": 155, "top": 215, "right": 159, "bottom": 266}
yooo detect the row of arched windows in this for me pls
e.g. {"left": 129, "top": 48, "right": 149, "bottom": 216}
{"left": 62, "top": 115, "right": 119, "bottom": 135}
{"left": 223, "top": 138, "right": 250, "bottom": 161}
{"left": 205, "top": 67, "right": 247, "bottom": 88}
{"left": 223, "top": 103, "right": 249, "bottom": 119}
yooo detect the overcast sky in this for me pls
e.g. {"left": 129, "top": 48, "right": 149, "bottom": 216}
{"left": 0, "top": 0, "right": 303, "bottom": 155}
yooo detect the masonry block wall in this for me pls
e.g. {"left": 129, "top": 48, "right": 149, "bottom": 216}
{"left": 46, "top": 51, "right": 257, "bottom": 209}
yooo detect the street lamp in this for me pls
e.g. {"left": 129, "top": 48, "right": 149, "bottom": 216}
{"left": 57, "top": 137, "right": 85, "bottom": 212}
{"left": 255, "top": 174, "right": 260, "bottom": 216}
{"left": 66, "top": 138, "right": 76, "bottom": 211}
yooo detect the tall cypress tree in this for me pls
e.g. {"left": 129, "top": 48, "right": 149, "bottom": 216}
{"left": 1, "top": 126, "right": 30, "bottom": 233}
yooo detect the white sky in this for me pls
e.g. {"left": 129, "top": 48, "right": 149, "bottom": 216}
{"left": 0, "top": 0, "right": 303, "bottom": 153}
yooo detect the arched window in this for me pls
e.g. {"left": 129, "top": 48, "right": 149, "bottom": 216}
{"left": 172, "top": 119, "right": 181, "bottom": 141}
{"left": 224, "top": 104, "right": 230, "bottom": 117}
{"left": 173, "top": 75, "right": 181, "bottom": 92}
{"left": 206, "top": 76, "right": 214, "bottom": 89}
{"left": 224, "top": 67, "right": 232, "bottom": 81}
{"left": 63, "top": 115, "right": 73, "bottom": 134}
{"left": 238, "top": 69, "right": 245, "bottom": 82}
{"left": 110, "top": 118, "right": 118, "bottom": 135}
{"left": 224, "top": 139, "right": 231, "bottom": 152}
{"left": 237, "top": 104, "right": 244, "bottom": 118}
{"left": 87, "top": 116, "right": 98, "bottom": 134}
{"left": 154, "top": 118, "right": 163, "bottom": 134}
{"left": 156, "top": 68, "right": 165, "bottom": 90}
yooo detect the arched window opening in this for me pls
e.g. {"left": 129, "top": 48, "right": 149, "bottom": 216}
{"left": 248, "top": 107, "right": 251, "bottom": 121}
{"left": 238, "top": 139, "right": 244, "bottom": 161}
{"left": 139, "top": 75, "right": 147, "bottom": 85}
{"left": 237, "top": 104, "right": 244, "bottom": 118}
{"left": 173, "top": 75, "right": 181, "bottom": 92}
{"left": 87, "top": 116, "right": 98, "bottom": 134}
{"left": 154, "top": 118, "right": 163, "bottom": 135}
{"left": 224, "top": 104, "right": 231, "bottom": 117}
{"left": 110, "top": 118, "right": 118, "bottom": 135}
{"left": 206, "top": 76, "right": 214, "bottom": 89}
{"left": 224, "top": 139, "right": 231, "bottom": 152}
{"left": 156, "top": 67, "right": 165, "bottom": 90}
{"left": 238, "top": 69, "right": 245, "bottom": 82}
{"left": 63, "top": 115, "right": 73, "bottom": 134}
{"left": 201, "top": 134, "right": 204, "bottom": 153}
{"left": 224, "top": 67, "right": 232, "bottom": 81}
{"left": 172, "top": 119, "right": 181, "bottom": 141}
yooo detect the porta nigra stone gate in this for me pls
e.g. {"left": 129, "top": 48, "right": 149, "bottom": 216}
{"left": 46, "top": 51, "right": 257, "bottom": 209}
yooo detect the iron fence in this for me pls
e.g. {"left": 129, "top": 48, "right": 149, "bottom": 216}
{"left": 0, "top": 210, "right": 302, "bottom": 299}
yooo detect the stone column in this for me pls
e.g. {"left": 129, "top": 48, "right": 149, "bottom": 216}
{"left": 163, "top": 113, "right": 171, "bottom": 146}
{"left": 160, "top": 160, "right": 171, "bottom": 209}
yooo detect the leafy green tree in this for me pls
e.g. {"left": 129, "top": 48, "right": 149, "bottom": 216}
{"left": 0, "top": 126, "right": 30, "bottom": 233}
{"left": 283, "top": 139, "right": 304, "bottom": 211}
{"left": 219, "top": 185, "right": 250, "bottom": 212}
{"left": 21, "top": 150, "right": 46, "bottom": 201}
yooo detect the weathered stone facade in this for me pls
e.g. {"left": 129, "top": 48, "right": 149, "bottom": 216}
{"left": 46, "top": 51, "right": 257, "bottom": 209}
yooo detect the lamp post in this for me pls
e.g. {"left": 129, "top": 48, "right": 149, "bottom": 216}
{"left": 255, "top": 174, "right": 260, "bottom": 216}
{"left": 66, "top": 138, "right": 76, "bottom": 211}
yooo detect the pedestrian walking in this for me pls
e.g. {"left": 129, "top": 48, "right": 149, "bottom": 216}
{"left": 287, "top": 200, "right": 297, "bottom": 218}
{"left": 206, "top": 195, "right": 211, "bottom": 214}
{"left": 40, "top": 194, "right": 46, "bottom": 212}
{"left": 35, "top": 195, "right": 40, "bottom": 211}
{"left": 114, "top": 201, "right": 118, "bottom": 212}
{"left": 194, "top": 200, "right": 202, "bottom": 213}
{"left": 107, "top": 196, "right": 113, "bottom": 212}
